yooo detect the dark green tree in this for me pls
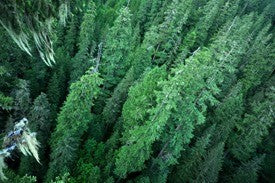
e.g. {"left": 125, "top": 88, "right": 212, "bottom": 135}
{"left": 19, "top": 93, "right": 51, "bottom": 180}
{"left": 100, "top": 6, "right": 134, "bottom": 90}
{"left": 46, "top": 70, "right": 103, "bottom": 181}
{"left": 70, "top": 1, "right": 97, "bottom": 83}
{"left": 229, "top": 155, "right": 265, "bottom": 183}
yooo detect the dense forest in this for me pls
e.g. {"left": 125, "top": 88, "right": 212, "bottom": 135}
{"left": 0, "top": 0, "right": 274, "bottom": 182}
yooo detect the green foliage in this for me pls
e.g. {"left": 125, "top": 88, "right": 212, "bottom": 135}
{"left": 19, "top": 93, "right": 51, "bottom": 179}
{"left": 0, "top": 0, "right": 274, "bottom": 182}
{"left": 0, "top": 93, "right": 13, "bottom": 111}
{"left": 101, "top": 7, "right": 134, "bottom": 90}
{"left": 229, "top": 155, "right": 265, "bottom": 183}
{"left": 142, "top": 0, "right": 194, "bottom": 65}
{"left": 2, "top": 169, "right": 36, "bottom": 182}
{"left": 122, "top": 67, "right": 167, "bottom": 135}
{"left": 177, "top": 0, "right": 226, "bottom": 61}
{"left": 169, "top": 125, "right": 215, "bottom": 183}
{"left": 228, "top": 87, "right": 275, "bottom": 161}
{"left": 209, "top": 84, "right": 245, "bottom": 144}
{"left": 70, "top": 1, "right": 97, "bottom": 83}
{"left": 13, "top": 79, "right": 31, "bottom": 118}
{"left": 47, "top": 47, "right": 70, "bottom": 120}
{"left": 0, "top": 0, "right": 81, "bottom": 65}
{"left": 101, "top": 68, "right": 135, "bottom": 129}
{"left": 64, "top": 16, "right": 80, "bottom": 57}
{"left": 46, "top": 71, "right": 103, "bottom": 181}
{"left": 194, "top": 142, "right": 224, "bottom": 183}
{"left": 50, "top": 173, "right": 73, "bottom": 183}
{"left": 75, "top": 161, "right": 101, "bottom": 183}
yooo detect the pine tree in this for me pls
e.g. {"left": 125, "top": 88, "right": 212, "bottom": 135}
{"left": 169, "top": 126, "right": 215, "bottom": 183}
{"left": 121, "top": 66, "right": 167, "bottom": 141}
{"left": 0, "top": 93, "right": 13, "bottom": 111}
{"left": 3, "top": 170, "right": 36, "bottom": 183}
{"left": 114, "top": 13, "right": 256, "bottom": 179}
{"left": 96, "top": 34, "right": 153, "bottom": 139}
{"left": 47, "top": 47, "right": 70, "bottom": 121}
{"left": 64, "top": 16, "right": 80, "bottom": 58}
{"left": 70, "top": 1, "right": 97, "bottom": 83}
{"left": 13, "top": 80, "right": 31, "bottom": 119}
{"left": 228, "top": 87, "right": 275, "bottom": 161}
{"left": 229, "top": 155, "right": 265, "bottom": 183}
{"left": 101, "top": 68, "right": 135, "bottom": 134}
{"left": 142, "top": 0, "right": 194, "bottom": 66}
{"left": 46, "top": 70, "right": 103, "bottom": 181}
{"left": 19, "top": 93, "right": 51, "bottom": 180}
{"left": 194, "top": 142, "right": 224, "bottom": 183}
{"left": 209, "top": 84, "right": 245, "bottom": 144}
{"left": 241, "top": 25, "right": 274, "bottom": 93}
{"left": 176, "top": 0, "right": 226, "bottom": 62}
{"left": 100, "top": 6, "right": 134, "bottom": 90}
{"left": 1, "top": 0, "right": 275, "bottom": 182}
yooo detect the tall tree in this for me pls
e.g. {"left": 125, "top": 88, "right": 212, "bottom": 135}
{"left": 19, "top": 93, "right": 51, "bottom": 180}
{"left": 114, "top": 12, "right": 257, "bottom": 180}
{"left": 229, "top": 155, "right": 265, "bottom": 183}
{"left": 100, "top": 6, "right": 134, "bottom": 91}
{"left": 228, "top": 86, "right": 275, "bottom": 161}
{"left": 46, "top": 70, "right": 102, "bottom": 181}
{"left": 70, "top": 1, "right": 97, "bottom": 83}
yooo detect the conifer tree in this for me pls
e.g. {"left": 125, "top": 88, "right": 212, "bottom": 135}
{"left": 142, "top": 0, "right": 194, "bottom": 66}
{"left": 121, "top": 67, "right": 167, "bottom": 140}
{"left": 114, "top": 13, "right": 257, "bottom": 179}
{"left": 70, "top": 1, "right": 97, "bottom": 83}
{"left": 0, "top": 93, "right": 13, "bottom": 111}
{"left": 3, "top": 170, "right": 36, "bottom": 183}
{"left": 101, "top": 68, "right": 135, "bottom": 133}
{"left": 194, "top": 142, "right": 224, "bottom": 183}
{"left": 229, "top": 155, "right": 265, "bottom": 183}
{"left": 64, "top": 16, "right": 80, "bottom": 58}
{"left": 169, "top": 126, "right": 215, "bottom": 183}
{"left": 0, "top": 0, "right": 274, "bottom": 182}
{"left": 177, "top": 0, "right": 226, "bottom": 61}
{"left": 47, "top": 47, "right": 70, "bottom": 120}
{"left": 19, "top": 93, "right": 51, "bottom": 179}
{"left": 100, "top": 6, "right": 134, "bottom": 90}
{"left": 13, "top": 80, "right": 31, "bottom": 119}
{"left": 241, "top": 25, "right": 274, "bottom": 93}
{"left": 209, "top": 84, "right": 244, "bottom": 144}
{"left": 46, "top": 70, "right": 102, "bottom": 181}
{"left": 228, "top": 87, "right": 275, "bottom": 161}
{"left": 99, "top": 44, "right": 153, "bottom": 138}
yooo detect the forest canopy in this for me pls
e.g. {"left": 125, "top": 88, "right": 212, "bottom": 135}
{"left": 0, "top": 0, "right": 274, "bottom": 182}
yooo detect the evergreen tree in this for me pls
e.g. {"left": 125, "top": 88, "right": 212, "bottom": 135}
{"left": 13, "top": 80, "right": 31, "bottom": 119}
{"left": 121, "top": 66, "right": 167, "bottom": 141}
{"left": 228, "top": 87, "right": 275, "bottom": 161}
{"left": 177, "top": 0, "right": 226, "bottom": 61}
{"left": 46, "top": 70, "right": 103, "bottom": 181}
{"left": 169, "top": 126, "right": 215, "bottom": 183}
{"left": 194, "top": 142, "right": 224, "bottom": 183}
{"left": 70, "top": 1, "right": 97, "bottom": 83}
{"left": 3, "top": 170, "right": 36, "bottom": 183}
{"left": 0, "top": 0, "right": 274, "bottom": 182}
{"left": 47, "top": 47, "right": 70, "bottom": 121}
{"left": 114, "top": 12, "right": 257, "bottom": 179}
{"left": 209, "top": 84, "right": 245, "bottom": 144}
{"left": 0, "top": 93, "right": 13, "bottom": 111}
{"left": 229, "top": 155, "right": 265, "bottom": 183}
{"left": 19, "top": 93, "right": 51, "bottom": 180}
{"left": 142, "top": 0, "right": 194, "bottom": 66}
{"left": 100, "top": 6, "right": 134, "bottom": 90}
{"left": 64, "top": 16, "right": 80, "bottom": 58}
